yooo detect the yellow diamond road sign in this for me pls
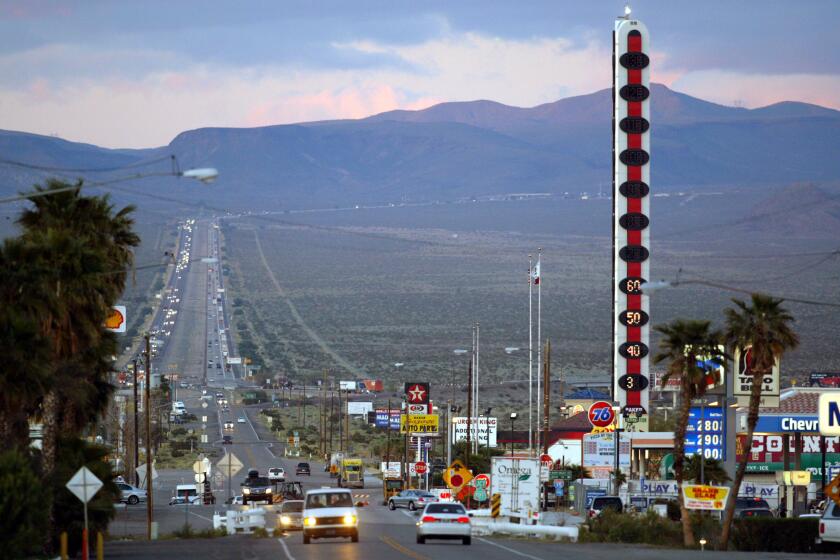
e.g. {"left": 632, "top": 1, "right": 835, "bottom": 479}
{"left": 443, "top": 459, "right": 473, "bottom": 491}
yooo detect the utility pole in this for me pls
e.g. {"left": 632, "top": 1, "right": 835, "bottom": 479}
{"left": 386, "top": 399, "right": 391, "bottom": 470}
{"left": 144, "top": 334, "right": 154, "bottom": 540}
{"left": 302, "top": 385, "right": 307, "bottom": 432}
{"left": 446, "top": 400, "right": 452, "bottom": 468}
{"left": 466, "top": 360, "right": 472, "bottom": 472}
{"left": 329, "top": 386, "right": 335, "bottom": 453}
{"left": 322, "top": 370, "right": 328, "bottom": 456}
{"left": 338, "top": 388, "right": 343, "bottom": 452}
{"left": 543, "top": 339, "right": 551, "bottom": 455}
{"left": 133, "top": 359, "right": 140, "bottom": 487}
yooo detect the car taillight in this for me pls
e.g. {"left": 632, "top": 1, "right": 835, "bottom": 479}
{"left": 418, "top": 498, "right": 425, "bottom": 502}
{"left": 821, "top": 522, "right": 825, "bottom": 534}
{"left": 457, "top": 516, "right": 470, "bottom": 524}
{"left": 421, "top": 516, "right": 437, "bottom": 523}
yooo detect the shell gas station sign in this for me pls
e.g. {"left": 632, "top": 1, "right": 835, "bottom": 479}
{"left": 105, "top": 306, "right": 126, "bottom": 333}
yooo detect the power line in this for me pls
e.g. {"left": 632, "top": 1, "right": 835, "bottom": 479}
{"left": 0, "top": 154, "right": 174, "bottom": 174}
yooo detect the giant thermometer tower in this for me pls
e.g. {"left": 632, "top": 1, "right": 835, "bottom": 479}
{"left": 613, "top": 15, "right": 651, "bottom": 430}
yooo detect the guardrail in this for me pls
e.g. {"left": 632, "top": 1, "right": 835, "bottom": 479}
{"left": 212, "top": 508, "right": 266, "bottom": 535}
{"left": 470, "top": 517, "right": 579, "bottom": 541}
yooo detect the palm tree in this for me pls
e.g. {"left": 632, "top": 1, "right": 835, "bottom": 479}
{"left": 16, "top": 181, "right": 139, "bottom": 477}
{"left": 719, "top": 294, "right": 798, "bottom": 548}
{"left": 684, "top": 455, "right": 731, "bottom": 485}
{"left": 653, "top": 319, "right": 725, "bottom": 547}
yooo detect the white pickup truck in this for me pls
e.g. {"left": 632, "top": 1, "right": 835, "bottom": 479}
{"left": 818, "top": 502, "right": 840, "bottom": 545}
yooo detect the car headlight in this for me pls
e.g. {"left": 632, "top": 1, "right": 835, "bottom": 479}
{"left": 343, "top": 514, "right": 357, "bottom": 525}
{"left": 266, "top": 488, "right": 272, "bottom": 493}
{"left": 280, "top": 515, "right": 292, "bottom": 525}
{"left": 243, "top": 488, "right": 250, "bottom": 494}
{"left": 305, "top": 516, "right": 317, "bottom": 527}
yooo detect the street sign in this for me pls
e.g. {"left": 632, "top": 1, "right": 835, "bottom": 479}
{"left": 588, "top": 401, "right": 616, "bottom": 428}
{"left": 194, "top": 473, "right": 205, "bottom": 484}
{"left": 827, "top": 474, "right": 840, "bottom": 507}
{"left": 66, "top": 467, "right": 103, "bottom": 504}
{"left": 66, "top": 466, "right": 103, "bottom": 560}
{"left": 415, "top": 461, "right": 427, "bottom": 475}
{"left": 135, "top": 462, "right": 158, "bottom": 484}
{"left": 443, "top": 460, "right": 473, "bottom": 492}
{"left": 473, "top": 474, "right": 490, "bottom": 502}
{"left": 217, "top": 452, "right": 243, "bottom": 478}
{"left": 820, "top": 393, "right": 840, "bottom": 436}
{"left": 539, "top": 454, "right": 553, "bottom": 466}
{"left": 682, "top": 485, "right": 730, "bottom": 511}
{"left": 193, "top": 460, "right": 204, "bottom": 474}
{"left": 105, "top": 306, "right": 127, "bottom": 333}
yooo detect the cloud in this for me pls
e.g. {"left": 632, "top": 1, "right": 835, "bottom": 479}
{"left": 0, "top": 29, "right": 837, "bottom": 148}
{"left": 672, "top": 70, "right": 840, "bottom": 110}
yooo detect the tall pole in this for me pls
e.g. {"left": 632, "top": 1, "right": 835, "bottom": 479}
{"left": 537, "top": 249, "right": 542, "bottom": 452}
{"left": 386, "top": 399, "right": 391, "bottom": 470}
{"left": 133, "top": 359, "right": 140, "bottom": 487}
{"left": 329, "top": 387, "right": 335, "bottom": 453}
{"left": 446, "top": 401, "right": 452, "bottom": 467}
{"left": 466, "top": 360, "right": 472, "bottom": 472}
{"left": 144, "top": 334, "right": 154, "bottom": 540}
{"left": 475, "top": 322, "right": 480, "bottom": 454}
{"left": 528, "top": 254, "right": 533, "bottom": 455}
{"left": 543, "top": 339, "right": 551, "bottom": 455}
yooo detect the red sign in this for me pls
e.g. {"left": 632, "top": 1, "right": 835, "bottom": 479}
{"left": 540, "top": 454, "right": 553, "bottom": 466}
{"left": 405, "top": 382, "right": 430, "bottom": 404}
{"left": 415, "top": 461, "right": 427, "bottom": 475}
{"left": 474, "top": 473, "right": 490, "bottom": 486}
{"left": 588, "top": 401, "right": 616, "bottom": 428}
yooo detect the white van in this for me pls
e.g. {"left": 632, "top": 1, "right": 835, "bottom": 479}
{"left": 172, "top": 401, "right": 186, "bottom": 415}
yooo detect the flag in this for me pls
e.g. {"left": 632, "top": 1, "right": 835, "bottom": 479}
{"left": 531, "top": 260, "right": 541, "bottom": 285}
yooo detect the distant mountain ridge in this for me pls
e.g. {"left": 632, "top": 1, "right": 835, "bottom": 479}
{"left": 1, "top": 84, "right": 839, "bottom": 209}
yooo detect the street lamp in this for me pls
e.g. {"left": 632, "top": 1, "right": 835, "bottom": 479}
{"left": 509, "top": 412, "right": 518, "bottom": 455}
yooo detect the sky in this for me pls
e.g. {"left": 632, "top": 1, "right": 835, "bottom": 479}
{"left": 1, "top": 0, "right": 838, "bottom": 148}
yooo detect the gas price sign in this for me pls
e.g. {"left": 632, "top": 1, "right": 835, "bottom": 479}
{"left": 685, "top": 406, "right": 725, "bottom": 460}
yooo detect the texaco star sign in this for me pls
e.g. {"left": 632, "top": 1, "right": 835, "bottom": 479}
{"left": 405, "top": 382, "right": 430, "bottom": 404}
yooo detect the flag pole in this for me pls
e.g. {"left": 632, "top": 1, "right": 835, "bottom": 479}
{"left": 528, "top": 254, "right": 533, "bottom": 455}
{"left": 536, "top": 248, "right": 542, "bottom": 452}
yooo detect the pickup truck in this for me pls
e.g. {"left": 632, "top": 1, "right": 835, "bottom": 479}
{"left": 819, "top": 502, "right": 840, "bottom": 545}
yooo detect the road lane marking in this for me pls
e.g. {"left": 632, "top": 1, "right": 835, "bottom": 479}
{"left": 401, "top": 510, "right": 416, "bottom": 520}
{"left": 189, "top": 511, "right": 213, "bottom": 522}
{"left": 477, "top": 537, "right": 545, "bottom": 560}
{"left": 278, "top": 537, "right": 297, "bottom": 560}
{"left": 379, "top": 535, "right": 430, "bottom": 560}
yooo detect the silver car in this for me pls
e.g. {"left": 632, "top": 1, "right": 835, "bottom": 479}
{"left": 117, "top": 482, "right": 148, "bottom": 505}
{"left": 416, "top": 502, "right": 471, "bottom": 545}
{"left": 388, "top": 490, "right": 437, "bottom": 511}
{"left": 277, "top": 499, "right": 304, "bottom": 531}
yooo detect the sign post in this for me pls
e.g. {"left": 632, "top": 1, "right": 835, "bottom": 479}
{"left": 66, "top": 467, "right": 103, "bottom": 560}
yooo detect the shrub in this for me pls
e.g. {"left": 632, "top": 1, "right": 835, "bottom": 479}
{"left": 0, "top": 450, "right": 49, "bottom": 558}
{"left": 730, "top": 517, "right": 822, "bottom": 553}
{"left": 579, "top": 510, "right": 682, "bottom": 546}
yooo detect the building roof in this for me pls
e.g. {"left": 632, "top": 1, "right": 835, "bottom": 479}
{"left": 757, "top": 387, "right": 840, "bottom": 415}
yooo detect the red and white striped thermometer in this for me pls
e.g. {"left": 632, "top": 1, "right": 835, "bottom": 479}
{"left": 613, "top": 15, "right": 650, "bottom": 429}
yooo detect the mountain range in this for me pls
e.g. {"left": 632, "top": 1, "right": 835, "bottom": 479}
{"left": 2, "top": 84, "right": 839, "bottom": 209}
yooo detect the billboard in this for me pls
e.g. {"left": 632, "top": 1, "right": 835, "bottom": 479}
{"left": 405, "top": 382, "right": 430, "bottom": 406}
{"left": 451, "top": 417, "right": 498, "bottom": 448}
{"left": 400, "top": 414, "right": 439, "bottom": 435}
{"left": 375, "top": 409, "right": 401, "bottom": 431}
{"left": 347, "top": 401, "right": 373, "bottom": 416}
{"left": 612, "top": 16, "right": 651, "bottom": 429}
{"left": 491, "top": 457, "right": 541, "bottom": 519}
{"left": 339, "top": 380, "right": 358, "bottom": 391}
{"left": 737, "top": 433, "right": 840, "bottom": 473}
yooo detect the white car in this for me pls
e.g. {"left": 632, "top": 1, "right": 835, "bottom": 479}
{"left": 268, "top": 467, "right": 286, "bottom": 482}
{"left": 237, "top": 417, "right": 246, "bottom": 424}
{"left": 416, "top": 502, "right": 471, "bottom": 545}
{"left": 302, "top": 488, "right": 358, "bottom": 544}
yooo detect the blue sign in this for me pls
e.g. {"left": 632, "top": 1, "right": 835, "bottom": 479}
{"left": 753, "top": 415, "right": 819, "bottom": 433}
{"left": 375, "top": 410, "right": 401, "bottom": 430}
{"left": 584, "top": 488, "right": 607, "bottom": 508}
{"left": 685, "top": 406, "right": 725, "bottom": 460}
